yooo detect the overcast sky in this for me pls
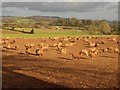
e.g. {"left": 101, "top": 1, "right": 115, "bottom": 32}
{"left": 1, "top": 0, "right": 119, "bottom": 21}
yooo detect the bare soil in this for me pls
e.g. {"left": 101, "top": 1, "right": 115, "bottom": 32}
{"left": 2, "top": 36, "right": 119, "bottom": 88}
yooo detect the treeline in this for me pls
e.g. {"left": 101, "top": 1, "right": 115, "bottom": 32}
{"left": 49, "top": 17, "right": 120, "bottom": 35}
{"left": 2, "top": 16, "right": 120, "bottom": 35}
{"left": 3, "top": 22, "right": 43, "bottom": 28}
{"left": 2, "top": 16, "right": 56, "bottom": 28}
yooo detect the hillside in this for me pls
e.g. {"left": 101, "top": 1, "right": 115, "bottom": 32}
{"left": 1, "top": 16, "right": 120, "bottom": 35}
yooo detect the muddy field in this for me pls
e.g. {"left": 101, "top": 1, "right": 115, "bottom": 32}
{"left": 1, "top": 36, "right": 119, "bottom": 88}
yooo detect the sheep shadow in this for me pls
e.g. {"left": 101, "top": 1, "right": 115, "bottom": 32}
{"left": 80, "top": 57, "right": 88, "bottom": 60}
{"left": 58, "top": 56, "right": 87, "bottom": 60}
{"left": 58, "top": 56, "right": 72, "bottom": 60}
{"left": 83, "top": 45, "right": 91, "bottom": 48}
{"left": 2, "top": 53, "right": 61, "bottom": 64}
{"left": 100, "top": 55, "right": 115, "bottom": 58}
{"left": 19, "top": 52, "right": 37, "bottom": 56}
{"left": 2, "top": 63, "right": 68, "bottom": 88}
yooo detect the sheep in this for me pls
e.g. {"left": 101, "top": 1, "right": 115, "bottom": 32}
{"left": 24, "top": 44, "right": 30, "bottom": 48}
{"left": 0, "top": 46, "right": 3, "bottom": 51}
{"left": 84, "top": 38, "right": 89, "bottom": 42}
{"left": 29, "top": 44, "right": 34, "bottom": 48}
{"left": 90, "top": 43, "right": 98, "bottom": 47}
{"left": 50, "top": 38, "right": 56, "bottom": 41}
{"left": 75, "top": 37, "right": 80, "bottom": 41}
{"left": 88, "top": 42, "right": 98, "bottom": 47}
{"left": 40, "top": 43, "right": 45, "bottom": 47}
{"left": 87, "top": 36, "right": 92, "bottom": 39}
{"left": 102, "top": 48, "right": 109, "bottom": 52}
{"left": 24, "top": 44, "right": 34, "bottom": 48}
{"left": 108, "top": 47, "right": 113, "bottom": 50}
{"left": 101, "top": 40, "right": 106, "bottom": 44}
{"left": 107, "top": 47, "right": 114, "bottom": 52}
{"left": 63, "top": 38, "right": 69, "bottom": 42}
{"left": 69, "top": 42, "right": 76, "bottom": 46}
{"left": 41, "top": 39, "right": 46, "bottom": 42}
{"left": 79, "top": 49, "right": 89, "bottom": 56}
{"left": 10, "top": 40, "right": 16, "bottom": 44}
{"left": 6, "top": 44, "right": 11, "bottom": 49}
{"left": 88, "top": 52, "right": 96, "bottom": 59}
{"left": 111, "top": 37, "right": 117, "bottom": 42}
{"left": 93, "top": 50, "right": 99, "bottom": 55}
{"left": 88, "top": 47, "right": 96, "bottom": 52}
{"left": 114, "top": 48, "right": 119, "bottom": 53}
{"left": 69, "top": 39, "right": 75, "bottom": 43}
{"left": 52, "top": 43, "right": 58, "bottom": 47}
{"left": 35, "top": 49, "right": 44, "bottom": 56}
{"left": 25, "top": 47, "right": 30, "bottom": 54}
{"left": 2, "top": 40, "right": 8, "bottom": 45}
{"left": 48, "top": 37, "right": 51, "bottom": 39}
{"left": 117, "top": 41, "right": 120, "bottom": 44}
{"left": 71, "top": 53, "right": 81, "bottom": 60}
{"left": 65, "top": 44, "right": 70, "bottom": 47}
{"left": 57, "top": 46, "right": 62, "bottom": 51}
{"left": 41, "top": 45, "right": 49, "bottom": 51}
{"left": 5, "top": 37, "right": 10, "bottom": 40}
{"left": 1, "top": 47, "right": 7, "bottom": 52}
{"left": 57, "top": 42, "right": 63, "bottom": 47}
{"left": 14, "top": 45, "right": 19, "bottom": 50}
{"left": 60, "top": 48, "right": 67, "bottom": 54}
{"left": 24, "top": 44, "right": 34, "bottom": 54}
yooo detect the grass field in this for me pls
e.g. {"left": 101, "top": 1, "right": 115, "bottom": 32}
{"left": 1, "top": 28, "right": 119, "bottom": 38}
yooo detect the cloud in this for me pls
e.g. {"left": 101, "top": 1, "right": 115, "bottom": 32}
{"left": 2, "top": 0, "right": 119, "bottom": 2}
{"left": 2, "top": 2, "right": 111, "bottom": 13}
{"left": 2, "top": 2, "right": 118, "bottom": 20}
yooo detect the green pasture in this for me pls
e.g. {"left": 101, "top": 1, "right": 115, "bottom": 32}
{"left": 1, "top": 28, "right": 119, "bottom": 38}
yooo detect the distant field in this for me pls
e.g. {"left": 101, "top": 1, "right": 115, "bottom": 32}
{"left": 1, "top": 28, "right": 118, "bottom": 38}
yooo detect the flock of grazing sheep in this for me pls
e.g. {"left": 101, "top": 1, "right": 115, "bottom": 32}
{"left": 1, "top": 36, "right": 120, "bottom": 60}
